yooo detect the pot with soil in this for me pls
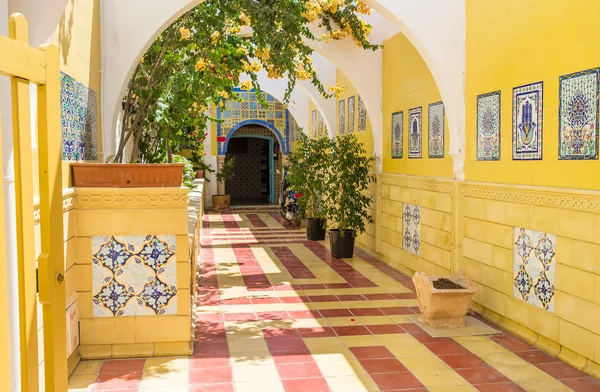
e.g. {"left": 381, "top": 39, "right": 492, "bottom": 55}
{"left": 329, "top": 229, "right": 355, "bottom": 258}
{"left": 306, "top": 218, "right": 327, "bottom": 241}
{"left": 195, "top": 169, "right": 204, "bottom": 179}
{"left": 412, "top": 271, "right": 475, "bottom": 329}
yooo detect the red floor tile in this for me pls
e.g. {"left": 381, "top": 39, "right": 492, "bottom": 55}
{"left": 515, "top": 350, "right": 560, "bottom": 365}
{"left": 282, "top": 377, "right": 330, "bottom": 392}
{"left": 262, "top": 328, "right": 302, "bottom": 339}
{"left": 194, "top": 341, "right": 230, "bottom": 355}
{"left": 536, "top": 362, "right": 587, "bottom": 379}
{"left": 189, "top": 355, "right": 230, "bottom": 369}
{"left": 276, "top": 362, "right": 322, "bottom": 379}
{"left": 272, "top": 351, "right": 314, "bottom": 364}
{"left": 424, "top": 342, "right": 470, "bottom": 355}
{"left": 492, "top": 335, "right": 535, "bottom": 352}
{"left": 223, "top": 313, "right": 257, "bottom": 322}
{"left": 456, "top": 367, "right": 512, "bottom": 384}
{"left": 366, "top": 324, "right": 406, "bottom": 335}
{"left": 319, "top": 309, "right": 353, "bottom": 318}
{"left": 440, "top": 354, "right": 490, "bottom": 369}
{"left": 307, "top": 295, "right": 339, "bottom": 302}
{"left": 350, "top": 346, "right": 394, "bottom": 359}
{"left": 411, "top": 333, "right": 454, "bottom": 344}
{"left": 99, "top": 359, "right": 145, "bottom": 374}
{"left": 222, "top": 298, "right": 252, "bottom": 305}
{"left": 336, "top": 294, "right": 367, "bottom": 301}
{"left": 190, "top": 383, "right": 235, "bottom": 392}
{"left": 350, "top": 308, "right": 385, "bottom": 316}
{"left": 363, "top": 293, "right": 395, "bottom": 300}
{"left": 561, "top": 377, "right": 600, "bottom": 391}
{"left": 251, "top": 297, "right": 281, "bottom": 304}
{"left": 370, "top": 372, "right": 424, "bottom": 390}
{"left": 359, "top": 358, "right": 408, "bottom": 373}
{"left": 380, "top": 306, "right": 414, "bottom": 315}
{"left": 298, "top": 327, "right": 337, "bottom": 338}
{"left": 333, "top": 325, "right": 372, "bottom": 336}
{"left": 391, "top": 293, "right": 417, "bottom": 299}
{"left": 400, "top": 323, "right": 424, "bottom": 333}
{"left": 93, "top": 372, "right": 142, "bottom": 390}
{"left": 279, "top": 296, "right": 306, "bottom": 303}
{"left": 288, "top": 310, "right": 321, "bottom": 319}
{"left": 257, "top": 311, "right": 290, "bottom": 320}
{"left": 189, "top": 367, "right": 233, "bottom": 384}
{"left": 266, "top": 338, "right": 308, "bottom": 352}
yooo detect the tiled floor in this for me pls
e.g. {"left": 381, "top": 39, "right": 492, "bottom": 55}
{"left": 69, "top": 210, "right": 600, "bottom": 391}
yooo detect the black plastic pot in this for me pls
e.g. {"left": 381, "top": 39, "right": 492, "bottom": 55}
{"left": 329, "top": 229, "right": 356, "bottom": 258}
{"left": 306, "top": 218, "right": 327, "bottom": 241}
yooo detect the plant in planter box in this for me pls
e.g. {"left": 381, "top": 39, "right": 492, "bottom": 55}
{"left": 172, "top": 155, "right": 197, "bottom": 190}
{"left": 212, "top": 156, "right": 236, "bottom": 211}
{"left": 326, "top": 134, "right": 375, "bottom": 258}
{"left": 287, "top": 134, "right": 331, "bottom": 240}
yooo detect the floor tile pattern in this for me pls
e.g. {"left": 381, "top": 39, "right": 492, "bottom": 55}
{"left": 70, "top": 211, "right": 600, "bottom": 391}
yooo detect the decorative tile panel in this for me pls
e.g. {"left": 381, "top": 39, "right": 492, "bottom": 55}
{"left": 392, "top": 111, "right": 403, "bottom": 159}
{"left": 403, "top": 204, "right": 420, "bottom": 255}
{"left": 513, "top": 228, "right": 556, "bottom": 312}
{"left": 92, "top": 235, "right": 178, "bottom": 317}
{"left": 477, "top": 91, "right": 501, "bottom": 161}
{"left": 312, "top": 110, "right": 317, "bottom": 137}
{"left": 559, "top": 68, "right": 600, "bottom": 160}
{"left": 358, "top": 96, "right": 367, "bottom": 132}
{"left": 347, "top": 96, "right": 356, "bottom": 133}
{"left": 513, "top": 82, "right": 543, "bottom": 160}
{"left": 60, "top": 72, "right": 98, "bottom": 161}
{"left": 408, "top": 107, "right": 422, "bottom": 159}
{"left": 338, "top": 99, "right": 346, "bottom": 135}
{"left": 428, "top": 102, "right": 445, "bottom": 158}
{"left": 318, "top": 112, "right": 324, "bottom": 137}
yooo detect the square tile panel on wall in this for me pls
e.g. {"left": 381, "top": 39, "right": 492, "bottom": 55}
{"left": 338, "top": 100, "right": 346, "bottom": 135}
{"left": 392, "top": 111, "right": 403, "bottom": 159}
{"left": 428, "top": 102, "right": 445, "bottom": 158}
{"left": 92, "top": 235, "right": 178, "bottom": 317}
{"left": 513, "top": 228, "right": 556, "bottom": 312}
{"left": 403, "top": 203, "right": 421, "bottom": 255}
{"left": 512, "top": 82, "right": 543, "bottom": 160}
{"left": 347, "top": 96, "right": 356, "bottom": 133}
{"left": 358, "top": 96, "right": 367, "bottom": 132}
{"left": 408, "top": 107, "right": 422, "bottom": 159}
{"left": 476, "top": 91, "right": 501, "bottom": 161}
{"left": 559, "top": 67, "right": 600, "bottom": 160}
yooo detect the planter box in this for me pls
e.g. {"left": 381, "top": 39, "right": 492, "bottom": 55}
{"left": 71, "top": 163, "right": 184, "bottom": 188}
{"left": 413, "top": 272, "right": 475, "bottom": 329}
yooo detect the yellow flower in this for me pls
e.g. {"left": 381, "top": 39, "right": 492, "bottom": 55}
{"left": 179, "top": 27, "right": 191, "bottom": 40}
{"left": 237, "top": 46, "right": 249, "bottom": 55}
{"left": 240, "top": 13, "right": 251, "bottom": 26}
{"left": 195, "top": 59, "right": 207, "bottom": 71}
{"left": 356, "top": 0, "right": 372, "bottom": 15}
{"left": 218, "top": 91, "right": 229, "bottom": 99}
{"left": 240, "top": 80, "right": 252, "bottom": 91}
{"left": 211, "top": 31, "right": 221, "bottom": 44}
{"left": 256, "top": 47, "right": 270, "bottom": 62}
{"left": 328, "top": 83, "right": 348, "bottom": 98}
{"left": 227, "top": 25, "right": 242, "bottom": 34}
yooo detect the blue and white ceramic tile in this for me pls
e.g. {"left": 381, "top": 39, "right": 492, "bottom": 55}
{"left": 513, "top": 228, "right": 556, "bottom": 312}
{"left": 477, "top": 91, "right": 501, "bottom": 161}
{"left": 559, "top": 68, "right": 600, "bottom": 160}
{"left": 513, "top": 82, "right": 543, "bottom": 160}
{"left": 318, "top": 113, "right": 324, "bottom": 136}
{"left": 347, "top": 96, "right": 356, "bottom": 133}
{"left": 338, "top": 100, "right": 346, "bottom": 135}
{"left": 60, "top": 72, "right": 98, "bottom": 162}
{"left": 428, "top": 102, "right": 445, "bottom": 158}
{"left": 92, "top": 235, "right": 178, "bottom": 317}
{"left": 392, "top": 111, "right": 403, "bottom": 159}
{"left": 358, "top": 96, "right": 367, "bottom": 132}
{"left": 403, "top": 204, "right": 421, "bottom": 256}
{"left": 408, "top": 107, "right": 422, "bottom": 159}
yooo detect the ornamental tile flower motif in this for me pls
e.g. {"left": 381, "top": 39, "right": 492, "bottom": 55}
{"left": 392, "top": 111, "right": 403, "bottom": 159}
{"left": 428, "top": 102, "right": 445, "bottom": 158}
{"left": 512, "top": 82, "right": 543, "bottom": 160}
{"left": 513, "top": 228, "right": 556, "bottom": 312}
{"left": 403, "top": 203, "right": 421, "bottom": 256}
{"left": 92, "top": 235, "right": 178, "bottom": 317}
{"left": 408, "top": 107, "right": 422, "bottom": 159}
{"left": 477, "top": 91, "right": 501, "bottom": 161}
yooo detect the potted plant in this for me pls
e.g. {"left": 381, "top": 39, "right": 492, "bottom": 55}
{"left": 193, "top": 161, "right": 214, "bottom": 179}
{"left": 287, "top": 134, "right": 330, "bottom": 240}
{"left": 212, "top": 156, "right": 235, "bottom": 211}
{"left": 412, "top": 272, "right": 476, "bottom": 329}
{"left": 326, "top": 134, "right": 375, "bottom": 258}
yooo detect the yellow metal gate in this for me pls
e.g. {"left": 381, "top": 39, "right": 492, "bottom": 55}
{"left": 0, "top": 13, "right": 67, "bottom": 392}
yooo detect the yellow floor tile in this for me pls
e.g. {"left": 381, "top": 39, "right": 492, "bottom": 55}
{"left": 387, "top": 343, "right": 436, "bottom": 358}
{"left": 428, "top": 386, "right": 478, "bottom": 392}
{"left": 232, "top": 364, "right": 280, "bottom": 382}
{"left": 140, "top": 370, "right": 189, "bottom": 388}
{"left": 230, "top": 355, "right": 275, "bottom": 367}
{"left": 325, "top": 375, "right": 379, "bottom": 392}
{"left": 340, "top": 335, "right": 382, "bottom": 347}
{"left": 227, "top": 338, "right": 269, "bottom": 354}
{"left": 306, "top": 302, "right": 346, "bottom": 310}
{"left": 387, "top": 315, "right": 413, "bottom": 324}
{"left": 317, "top": 359, "right": 368, "bottom": 377}
{"left": 400, "top": 356, "right": 453, "bottom": 372}
{"left": 311, "top": 348, "right": 355, "bottom": 362}
{"left": 355, "top": 316, "right": 395, "bottom": 325}
{"left": 283, "top": 303, "right": 310, "bottom": 311}
{"left": 320, "top": 318, "right": 363, "bottom": 327}
{"left": 234, "top": 380, "right": 285, "bottom": 392}
{"left": 144, "top": 356, "right": 189, "bottom": 372}
{"left": 376, "top": 333, "right": 420, "bottom": 346}
{"left": 72, "top": 360, "right": 103, "bottom": 376}
{"left": 518, "top": 380, "right": 574, "bottom": 392}
{"left": 67, "top": 374, "right": 97, "bottom": 391}
{"left": 411, "top": 369, "right": 469, "bottom": 388}
{"left": 304, "top": 337, "right": 345, "bottom": 350}
{"left": 494, "top": 365, "right": 559, "bottom": 383}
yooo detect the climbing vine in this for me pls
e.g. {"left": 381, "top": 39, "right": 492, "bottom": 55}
{"left": 113, "top": 0, "right": 380, "bottom": 163}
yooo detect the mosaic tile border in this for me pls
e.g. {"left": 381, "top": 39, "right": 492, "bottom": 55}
{"left": 392, "top": 111, "right": 403, "bottom": 159}
{"left": 428, "top": 101, "right": 445, "bottom": 158}
{"left": 408, "top": 107, "right": 422, "bottom": 159}
{"left": 512, "top": 81, "right": 543, "bottom": 160}
{"left": 558, "top": 67, "right": 600, "bottom": 160}
{"left": 476, "top": 91, "right": 501, "bottom": 161}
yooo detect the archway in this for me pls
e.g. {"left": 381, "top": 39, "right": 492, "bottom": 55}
{"left": 223, "top": 124, "right": 283, "bottom": 206}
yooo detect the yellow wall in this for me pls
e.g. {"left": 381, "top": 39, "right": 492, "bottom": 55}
{"left": 381, "top": 33, "right": 453, "bottom": 178}
{"left": 336, "top": 70, "right": 374, "bottom": 157}
{"left": 465, "top": 0, "right": 600, "bottom": 190}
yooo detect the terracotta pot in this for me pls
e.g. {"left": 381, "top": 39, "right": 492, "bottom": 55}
{"left": 71, "top": 163, "right": 184, "bottom": 188}
{"left": 212, "top": 195, "right": 230, "bottom": 211}
{"left": 195, "top": 170, "right": 204, "bottom": 179}
{"left": 412, "top": 271, "right": 475, "bottom": 329}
